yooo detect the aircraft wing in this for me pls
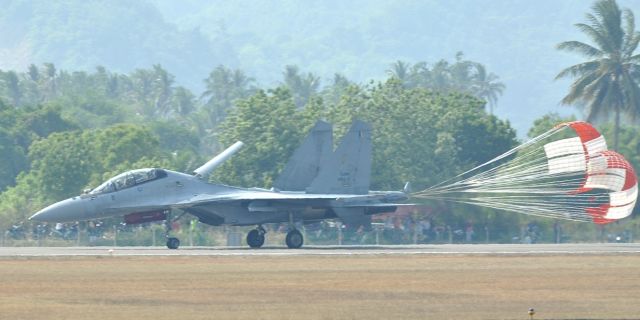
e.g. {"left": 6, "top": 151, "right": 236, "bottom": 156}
{"left": 171, "top": 190, "right": 380, "bottom": 209}
{"left": 169, "top": 188, "right": 408, "bottom": 228}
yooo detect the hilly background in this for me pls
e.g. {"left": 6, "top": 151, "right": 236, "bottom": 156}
{"left": 2, "top": 0, "right": 640, "bottom": 135}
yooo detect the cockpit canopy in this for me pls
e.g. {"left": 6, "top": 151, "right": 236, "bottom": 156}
{"left": 90, "top": 168, "right": 167, "bottom": 194}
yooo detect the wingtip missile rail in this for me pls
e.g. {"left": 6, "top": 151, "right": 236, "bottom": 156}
{"left": 193, "top": 141, "right": 244, "bottom": 179}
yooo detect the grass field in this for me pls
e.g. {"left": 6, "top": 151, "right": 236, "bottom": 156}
{"left": 1, "top": 254, "right": 639, "bottom": 319}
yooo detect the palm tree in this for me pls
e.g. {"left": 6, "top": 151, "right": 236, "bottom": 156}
{"left": 449, "top": 52, "right": 475, "bottom": 92}
{"left": 429, "top": 60, "right": 452, "bottom": 92}
{"left": 171, "top": 86, "right": 196, "bottom": 116}
{"left": 409, "top": 62, "right": 430, "bottom": 88}
{"left": 130, "top": 68, "right": 154, "bottom": 117}
{"left": 2, "top": 71, "right": 22, "bottom": 106}
{"left": 322, "top": 73, "right": 353, "bottom": 104}
{"left": 151, "top": 64, "right": 175, "bottom": 118}
{"left": 231, "top": 69, "right": 255, "bottom": 95}
{"left": 282, "top": 65, "right": 320, "bottom": 108}
{"left": 472, "top": 63, "right": 505, "bottom": 115}
{"left": 27, "top": 64, "right": 39, "bottom": 82}
{"left": 42, "top": 63, "right": 58, "bottom": 100}
{"left": 556, "top": 0, "right": 640, "bottom": 150}
{"left": 386, "top": 60, "right": 412, "bottom": 87}
{"left": 201, "top": 65, "right": 255, "bottom": 124}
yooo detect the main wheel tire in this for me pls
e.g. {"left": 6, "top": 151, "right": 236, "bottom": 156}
{"left": 167, "top": 237, "right": 180, "bottom": 249}
{"left": 285, "top": 229, "right": 304, "bottom": 249}
{"left": 247, "top": 229, "right": 265, "bottom": 248}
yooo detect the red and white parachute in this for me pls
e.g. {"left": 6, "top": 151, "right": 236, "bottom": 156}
{"left": 413, "top": 121, "right": 637, "bottom": 224}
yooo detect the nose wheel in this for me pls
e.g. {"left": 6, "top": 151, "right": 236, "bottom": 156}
{"left": 285, "top": 229, "right": 303, "bottom": 249}
{"left": 166, "top": 237, "right": 180, "bottom": 249}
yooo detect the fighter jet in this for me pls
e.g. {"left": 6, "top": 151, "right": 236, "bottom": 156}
{"left": 30, "top": 120, "right": 410, "bottom": 249}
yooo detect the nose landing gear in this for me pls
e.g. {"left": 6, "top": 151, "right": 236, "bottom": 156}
{"left": 164, "top": 211, "right": 185, "bottom": 250}
{"left": 166, "top": 237, "right": 180, "bottom": 249}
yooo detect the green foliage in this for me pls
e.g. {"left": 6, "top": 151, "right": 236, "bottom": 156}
{"left": 0, "top": 63, "right": 202, "bottom": 126}
{"left": 282, "top": 65, "right": 321, "bottom": 108}
{"left": 213, "top": 88, "right": 310, "bottom": 187}
{"left": 0, "top": 50, "right": 635, "bottom": 242}
{"left": 213, "top": 79, "right": 517, "bottom": 194}
{"left": 147, "top": 120, "right": 202, "bottom": 173}
{"left": 325, "top": 80, "right": 517, "bottom": 190}
{"left": 0, "top": 127, "right": 26, "bottom": 192}
{"left": 0, "top": 103, "right": 77, "bottom": 192}
{"left": 556, "top": 0, "right": 640, "bottom": 150}
{"left": 93, "top": 124, "right": 162, "bottom": 169}
{"left": 597, "top": 123, "right": 640, "bottom": 178}
{"left": 384, "top": 54, "right": 505, "bottom": 114}
{"left": 48, "top": 94, "right": 130, "bottom": 129}
{"left": 527, "top": 113, "right": 578, "bottom": 138}
{"left": 0, "top": 123, "right": 175, "bottom": 223}
{"left": 28, "top": 130, "right": 95, "bottom": 200}
{"left": 201, "top": 65, "right": 256, "bottom": 126}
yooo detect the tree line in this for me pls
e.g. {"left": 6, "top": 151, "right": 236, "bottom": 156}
{"left": 0, "top": 56, "right": 518, "bottom": 238}
{"left": 1, "top": 0, "right": 639, "bottom": 242}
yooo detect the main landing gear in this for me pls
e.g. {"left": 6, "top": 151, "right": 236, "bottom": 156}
{"left": 245, "top": 225, "right": 304, "bottom": 249}
{"left": 284, "top": 212, "right": 303, "bottom": 249}
{"left": 246, "top": 225, "right": 266, "bottom": 248}
{"left": 285, "top": 229, "right": 303, "bottom": 249}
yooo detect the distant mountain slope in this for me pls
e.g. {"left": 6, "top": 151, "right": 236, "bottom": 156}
{"left": 2, "top": 0, "right": 640, "bottom": 135}
{"left": 0, "top": 0, "right": 236, "bottom": 90}
{"left": 154, "top": 0, "right": 640, "bottom": 135}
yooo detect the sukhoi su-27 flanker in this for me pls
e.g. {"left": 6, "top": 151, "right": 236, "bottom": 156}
{"left": 30, "top": 120, "right": 410, "bottom": 249}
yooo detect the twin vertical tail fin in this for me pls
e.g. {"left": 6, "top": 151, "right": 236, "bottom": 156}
{"left": 307, "top": 120, "right": 372, "bottom": 195}
{"left": 274, "top": 120, "right": 374, "bottom": 230}
{"left": 273, "top": 120, "right": 333, "bottom": 191}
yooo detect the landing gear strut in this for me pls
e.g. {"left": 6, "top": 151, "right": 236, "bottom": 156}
{"left": 285, "top": 212, "right": 304, "bottom": 249}
{"left": 164, "top": 211, "right": 184, "bottom": 249}
{"left": 247, "top": 225, "right": 266, "bottom": 248}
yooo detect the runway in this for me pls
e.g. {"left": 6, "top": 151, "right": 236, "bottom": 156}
{"left": 1, "top": 243, "right": 639, "bottom": 257}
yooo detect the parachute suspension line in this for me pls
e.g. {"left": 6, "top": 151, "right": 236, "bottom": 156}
{"left": 424, "top": 125, "right": 563, "bottom": 191}
{"left": 413, "top": 121, "right": 638, "bottom": 224}
{"left": 421, "top": 126, "right": 566, "bottom": 194}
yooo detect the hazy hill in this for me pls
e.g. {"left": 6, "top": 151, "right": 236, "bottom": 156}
{"left": 154, "top": 0, "right": 640, "bottom": 134}
{"left": 2, "top": 0, "right": 640, "bottom": 135}
{"left": 0, "top": 0, "right": 236, "bottom": 90}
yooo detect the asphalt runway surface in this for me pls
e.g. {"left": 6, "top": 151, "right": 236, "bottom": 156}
{"left": 1, "top": 243, "right": 639, "bottom": 257}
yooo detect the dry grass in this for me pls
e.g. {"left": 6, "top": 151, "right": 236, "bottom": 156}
{"left": 1, "top": 254, "right": 639, "bottom": 319}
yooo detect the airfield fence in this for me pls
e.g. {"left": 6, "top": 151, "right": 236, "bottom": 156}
{"left": 1, "top": 217, "right": 637, "bottom": 247}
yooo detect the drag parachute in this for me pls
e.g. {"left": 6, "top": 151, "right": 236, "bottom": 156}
{"left": 413, "top": 121, "right": 638, "bottom": 224}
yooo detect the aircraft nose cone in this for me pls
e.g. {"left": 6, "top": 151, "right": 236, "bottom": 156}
{"left": 30, "top": 197, "right": 86, "bottom": 222}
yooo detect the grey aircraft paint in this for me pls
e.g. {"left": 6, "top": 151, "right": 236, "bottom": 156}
{"left": 30, "top": 120, "right": 409, "bottom": 249}
{"left": 273, "top": 120, "right": 333, "bottom": 192}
